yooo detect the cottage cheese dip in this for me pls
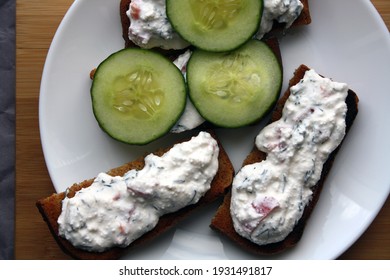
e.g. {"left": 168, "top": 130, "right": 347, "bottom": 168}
{"left": 230, "top": 69, "right": 349, "bottom": 246}
{"left": 171, "top": 50, "right": 205, "bottom": 133}
{"left": 127, "top": 0, "right": 189, "bottom": 49}
{"left": 58, "top": 131, "right": 219, "bottom": 252}
{"left": 256, "top": 0, "right": 303, "bottom": 39}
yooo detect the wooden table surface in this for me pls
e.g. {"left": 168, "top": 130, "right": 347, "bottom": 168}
{"left": 15, "top": 0, "right": 390, "bottom": 260}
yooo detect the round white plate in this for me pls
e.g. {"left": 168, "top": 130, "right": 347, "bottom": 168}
{"left": 39, "top": 0, "right": 390, "bottom": 259}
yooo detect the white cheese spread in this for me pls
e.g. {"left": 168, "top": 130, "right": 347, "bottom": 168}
{"left": 171, "top": 50, "right": 205, "bottom": 133}
{"left": 58, "top": 131, "right": 219, "bottom": 252}
{"left": 256, "top": 0, "right": 303, "bottom": 39}
{"left": 230, "top": 69, "right": 348, "bottom": 245}
{"left": 127, "top": 0, "right": 189, "bottom": 49}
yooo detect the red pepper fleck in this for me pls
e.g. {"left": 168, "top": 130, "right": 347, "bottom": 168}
{"left": 251, "top": 196, "right": 279, "bottom": 218}
{"left": 119, "top": 224, "right": 126, "bottom": 234}
{"left": 130, "top": 3, "right": 141, "bottom": 20}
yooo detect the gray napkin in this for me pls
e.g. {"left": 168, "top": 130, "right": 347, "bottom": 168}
{"left": 0, "top": 0, "right": 16, "bottom": 260}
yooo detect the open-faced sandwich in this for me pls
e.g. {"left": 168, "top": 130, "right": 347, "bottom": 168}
{"left": 37, "top": 131, "right": 234, "bottom": 259}
{"left": 113, "top": 0, "right": 312, "bottom": 140}
{"left": 210, "top": 64, "right": 359, "bottom": 254}
{"left": 120, "top": 0, "right": 311, "bottom": 50}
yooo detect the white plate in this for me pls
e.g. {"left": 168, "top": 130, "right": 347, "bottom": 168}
{"left": 39, "top": 0, "right": 390, "bottom": 259}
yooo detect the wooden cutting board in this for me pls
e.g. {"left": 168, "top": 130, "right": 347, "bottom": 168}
{"left": 15, "top": 0, "right": 390, "bottom": 259}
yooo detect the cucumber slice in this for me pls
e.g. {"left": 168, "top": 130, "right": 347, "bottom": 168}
{"left": 187, "top": 39, "right": 282, "bottom": 128}
{"left": 166, "top": 0, "right": 263, "bottom": 52}
{"left": 91, "top": 48, "right": 186, "bottom": 145}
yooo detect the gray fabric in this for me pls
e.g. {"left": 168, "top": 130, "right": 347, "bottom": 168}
{"left": 0, "top": 0, "right": 16, "bottom": 260}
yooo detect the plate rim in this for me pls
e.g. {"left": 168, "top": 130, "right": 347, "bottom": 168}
{"left": 38, "top": 0, "right": 390, "bottom": 260}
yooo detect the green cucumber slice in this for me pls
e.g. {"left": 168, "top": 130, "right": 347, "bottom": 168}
{"left": 187, "top": 39, "right": 282, "bottom": 128}
{"left": 91, "top": 48, "right": 186, "bottom": 145}
{"left": 166, "top": 0, "right": 263, "bottom": 52}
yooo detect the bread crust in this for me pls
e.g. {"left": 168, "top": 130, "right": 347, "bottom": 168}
{"left": 210, "top": 64, "right": 359, "bottom": 255}
{"left": 36, "top": 130, "right": 234, "bottom": 259}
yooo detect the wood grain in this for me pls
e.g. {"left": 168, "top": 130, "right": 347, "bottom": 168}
{"left": 15, "top": 0, "right": 390, "bottom": 260}
{"left": 372, "top": 0, "right": 390, "bottom": 28}
{"left": 15, "top": 0, "right": 74, "bottom": 260}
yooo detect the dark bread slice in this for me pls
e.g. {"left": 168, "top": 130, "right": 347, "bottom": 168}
{"left": 296, "top": 0, "right": 312, "bottom": 27}
{"left": 119, "top": 0, "right": 311, "bottom": 50}
{"left": 36, "top": 130, "right": 234, "bottom": 259}
{"left": 120, "top": 0, "right": 188, "bottom": 58}
{"left": 268, "top": 0, "right": 312, "bottom": 35}
{"left": 120, "top": 0, "right": 133, "bottom": 49}
{"left": 210, "top": 64, "right": 359, "bottom": 255}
